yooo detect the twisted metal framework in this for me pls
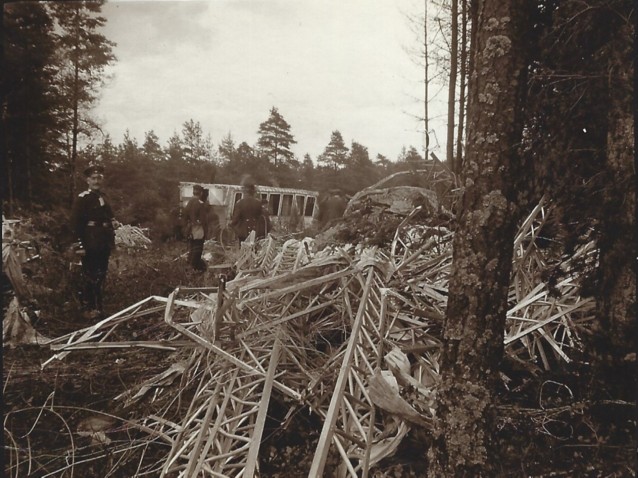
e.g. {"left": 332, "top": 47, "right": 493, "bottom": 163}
{"left": 40, "top": 201, "right": 595, "bottom": 477}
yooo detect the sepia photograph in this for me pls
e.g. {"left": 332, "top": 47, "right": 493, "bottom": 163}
{"left": 2, "top": 0, "right": 634, "bottom": 476}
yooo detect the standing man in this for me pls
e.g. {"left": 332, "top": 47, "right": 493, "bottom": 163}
{"left": 204, "top": 195, "right": 221, "bottom": 243}
{"left": 258, "top": 198, "right": 272, "bottom": 238}
{"left": 318, "top": 189, "right": 347, "bottom": 227}
{"left": 183, "top": 185, "right": 208, "bottom": 271}
{"left": 231, "top": 183, "right": 266, "bottom": 242}
{"left": 171, "top": 205, "right": 185, "bottom": 241}
{"left": 71, "top": 163, "right": 117, "bottom": 319}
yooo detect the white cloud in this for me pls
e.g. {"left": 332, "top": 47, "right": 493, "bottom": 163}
{"left": 96, "top": 0, "right": 447, "bottom": 160}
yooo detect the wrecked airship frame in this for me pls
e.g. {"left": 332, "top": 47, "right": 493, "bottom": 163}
{"left": 43, "top": 186, "right": 595, "bottom": 477}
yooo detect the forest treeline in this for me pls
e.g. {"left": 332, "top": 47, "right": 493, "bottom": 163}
{"left": 3, "top": 1, "right": 428, "bottom": 226}
{"left": 72, "top": 112, "right": 431, "bottom": 231}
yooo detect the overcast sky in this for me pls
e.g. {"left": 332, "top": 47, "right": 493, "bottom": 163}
{"left": 96, "top": 0, "right": 448, "bottom": 161}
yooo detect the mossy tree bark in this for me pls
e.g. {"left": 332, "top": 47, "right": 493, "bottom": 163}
{"left": 427, "top": 0, "right": 529, "bottom": 475}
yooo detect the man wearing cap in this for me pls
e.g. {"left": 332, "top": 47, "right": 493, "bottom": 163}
{"left": 318, "top": 189, "right": 347, "bottom": 226}
{"left": 71, "top": 163, "right": 117, "bottom": 319}
{"left": 183, "top": 184, "right": 208, "bottom": 271}
{"left": 231, "top": 183, "right": 267, "bottom": 242}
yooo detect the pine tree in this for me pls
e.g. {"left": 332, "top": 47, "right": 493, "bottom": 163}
{"left": 346, "top": 141, "right": 376, "bottom": 192}
{"left": 318, "top": 131, "right": 349, "bottom": 170}
{"left": 181, "top": 119, "right": 214, "bottom": 162}
{"left": 49, "top": 0, "right": 116, "bottom": 203}
{"left": 218, "top": 132, "right": 236, "bottom": 163}
{"left": 597, "top": 0, "right": 635, "bottom": 361}
{"left": 375, "top": 154, "right": 391, "bottom": 169}
{"left": 120, "top": 130, "right": 140, "bottom": 163}
{"left": 98, "top": 134, "right": 118, "bottom": 164}
{"left": 524, "top": 0, "right": 635, "bottom": 374}
{"left": 143, "top": 130, "right": 164, "bottom": 160}
{"left": 256, "top": 107, "right": 296, "bottom": 166}
{"left": 348, "top": 141, "right": 371, "bottom": 167}
{"left": 3, "top": 2, "right": 60, "bottom": 210}
{"left": 405, "top": 146, "right": 423, "bottom": 165}
{"left": 428, "top": 0, "right": 532, "bottom": 474}
{"left": 300, "top": 154, "right": 315, "bottom": 189}
{"left": 165, "top": 132, "right": 184, "bottom": 162}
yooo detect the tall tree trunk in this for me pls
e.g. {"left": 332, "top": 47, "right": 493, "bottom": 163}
{"left": 25, "top": 98, "right": 32, "bottom": 206}
{"left": 7, "top": 149, "right": 14, "bottom": 215}
{"left": 446, "top": 0, "right": 458, "bottom": 172}
{"left": 596, "top": 15, "right": 635, "bottom": 361}
{"left": 26, "top": 127, "right": 32, "bottom": 207}
{"left": 466, "top": 0, "right": 478, "bottom": 130}
{"left": 70, "top": 57, "right": 80, "bottom": 204}
{"left": 68, "top": 2, "right": 81, "bottom": 205}
{"left": 428, "top": 0, "right": 529, "bottom": 475}
{"left": 423, "top": 0, "right": 429, "bottom": 161}
{"left": 3, "top": 98, "right": 15, "bottom": 214}
{"left": 455, "top": 0, "right": 468, "bottom": 172}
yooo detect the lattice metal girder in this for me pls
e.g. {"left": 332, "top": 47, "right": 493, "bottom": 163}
{"left": 161, "top": 341, "right": 282, "bottom": 477}
{"left": 309, "top": 264, "right": 391, "bottom": 478}
{"left": 164, "top": 288, "right": 300, "bottom": 401}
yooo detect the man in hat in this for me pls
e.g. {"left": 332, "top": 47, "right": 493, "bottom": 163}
{"left": 318, "top": 188, "right": 347, "bottom": 227}
{"left": 183, "top": 184, "right": 208, "bottom": 271}
{"left": 71, "top": 163, "right": 118, "bottom": 319}
{"left": 258, "top": 198, "right": 272, "bottom": 238}
{"left": 231, "top": 183, "right": 267, "bottom": 242}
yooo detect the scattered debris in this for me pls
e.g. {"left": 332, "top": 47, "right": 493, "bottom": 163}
{"left": 3, "top": 297, "right": 49, "bottom": 347}
{"left": 115, "top": 224, "right": 152, "bottom": 248}
{"left": 2, "top": 219, "right": 50, "bottom": 346}
{"left": 39, "top": 196, "right": 595, "bottom": 477}
{"left": 76, "top": 415, "right": 118, "bottom": 445}
{"left": 2, "top": 238, "right": 29, "bottom": 299}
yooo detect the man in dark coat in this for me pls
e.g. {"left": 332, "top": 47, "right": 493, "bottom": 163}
{"left": 183, "top": 185, "right": 208, "bottom": 271}
{"left": 318, "top": 189, "right": 347, "bottom": 226}
{"left": 70, "top": 164, "right": 117, "bottom": 319}
{"left": 171, "top": 206, "right": 185, "bottom": 241}
{"left": 231, "top": 183, "right": 267, "bottom": 242}
{"left": 258, "top": 198, "right": 272, "bottom": 238}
